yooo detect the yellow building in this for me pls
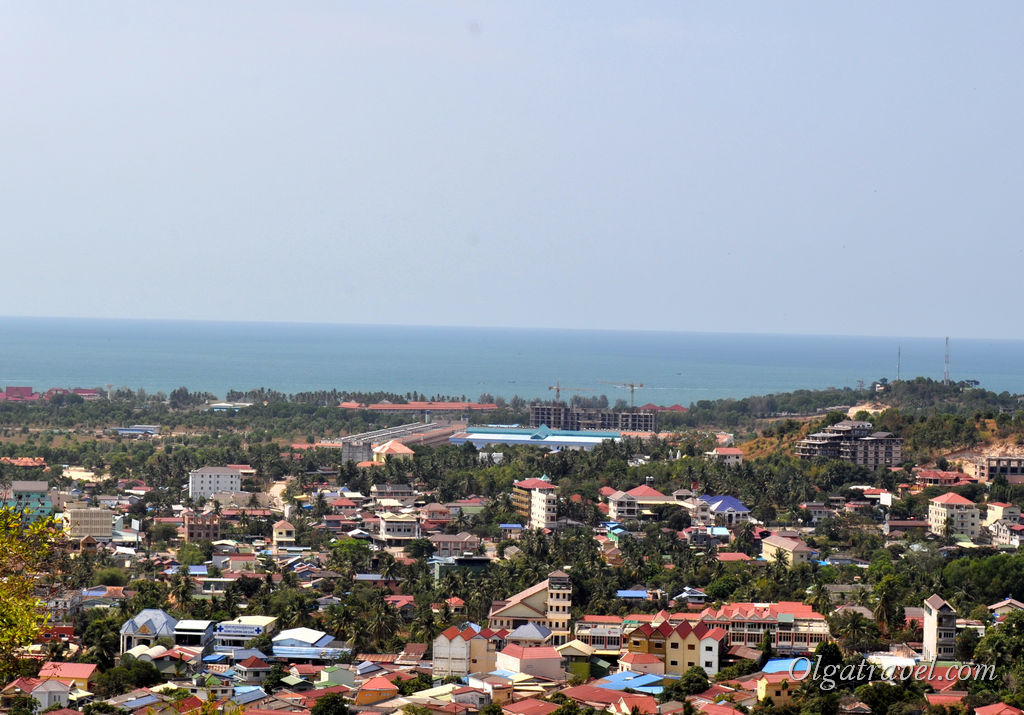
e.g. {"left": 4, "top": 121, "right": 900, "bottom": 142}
{"left": 761, "top": 533, "right": 816, "bottom": 567}
{"left": 757, "top": 673, "right": 798, "bottom": 706}
{"left": 488, "top": 571, "right": 572, "bottom": 645}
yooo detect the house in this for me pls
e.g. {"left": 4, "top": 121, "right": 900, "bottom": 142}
{"left": 235, "top": 656, "right": 273, "bottom": 684}
{"left": 372, "top": 440, "right": 415, "bottom": 464}
{"left": 617, "top": 652, "right": 664, "bottom": 675}
{"left": 353, "top": 676, "right": 399, "bottom": 705}
{"left": 986, "top": 502, "right": 1022, "bottom": 527}
{"left": 430, "top": 531, "right": 481, "bottom": 558}
{"left": 761, "top": 533, "right": 816, "bottom": 568}
{"left": 272, "top": 520, "right": 296, "bottom": 549}
{"left": 1, "top": 678, "right": 72, "bottom": 711}
{"left": 757, "top": 673, "right": 800, "bottom": 706}
{"left": 37, "top": 662, "right": 96, "bottom": 690}
{"left": 502, "top": 698, "right": 559, "bottom": 715}
{"left": 699, "top": 495, "right": 750, "bottom": 525}
{"left": 705, "top": 447, "right": 743, "bottom": 467}
{"left": 989, "top": 598, "right": 1024, "bottom": 620}
{"left": 495, "top": 644, "right": 564, "bottom": 680}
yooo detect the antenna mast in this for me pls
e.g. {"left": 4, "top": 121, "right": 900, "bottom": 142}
{"left": 897, "top": 345, "right": 901, "bottom": 382}
{"left": 943, "top": 337, "right": 950, "bottom": 386}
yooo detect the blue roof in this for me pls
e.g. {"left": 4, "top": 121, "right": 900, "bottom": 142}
{"left": 762, "top": 658, "right": 806, "bottom": 674}
{"left": 203, "top": 653, "right": 229, "bottom": 663}
{"left": 700, "top": 495, "right": 750, "bottom": 513}
{"left": 272, "top": 646, "right": 350, "bottom": 659}
{"left": 354, "top": 573, "right": 384, "bottom": 580}
{"left": 596, "top": 671, "right": 664, "bottom": 691}
{"left": 499, "top": 524, "right": 523, "bottom": 529}
{"left": 188, "top": 565, "right": 208, "bottom": 576}
{"left": 616, "top": 590, "right": 648, "bottom": 599}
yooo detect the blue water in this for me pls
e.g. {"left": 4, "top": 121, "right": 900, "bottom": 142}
{"left": 0, "top": 317, "right": 1021, "bottom": 405}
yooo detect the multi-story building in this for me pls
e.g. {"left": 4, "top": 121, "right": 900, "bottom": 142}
{"left": 488, "top": 571, "right": 572, "bottom": 645}
{"left": 624, "top": 620, "right": 728, "bottom": 676}
{"left": 705, "top": 447, "right": 743, "bottom": 467}
{"left": 429, "top": 531, "right": 481, "bottom": 558}
{"left": 432, "top": 625, "right": 508, "bottom": 677}
{"left": 1, "top": 480, "right": 52, "bottom": 521}
{"left": 922, "top": 594, "right": 956, "bottom": 661}
{"left": 512, "top": 478, "right": 559, "bottom": 531}
{"left": 272, "top": 519, "right": 296, "bottom": 549}
{"left": 573, "top": 616, "right": 624, "bottom": 656}
{"left": 795, "top": 420, "right": 902, "bottom": 467}
{"left": 761, "top": 534, "right": 817, "bottom": 568}
{"left": 928, "top": 492, "right": 980, "bottom": 539}
{"left": 62, "top": 507, "right": 113, "bottom": 540}
{"left": 984, "top": 502, "right": 1021, "bottom": 527}
{"left": 965, "top": 456, "right": 1024, "bottom": 483}
{"left": 188, "top": 467, "right": 241, "bottom": 501}
{"left": 694, "top": 601, "right": 829, "bottom": 656}
{"left": 529, "top": 405, "right": 657, "bottom": 432}
{"left": 377, "top": 512, "right": 421, "bottom": 546}
{"left": 183, "top": 511, "right": 221, "bottom": 543}
{"left": 213, "top": 615, "right": 279, "bottom": 652}
{"left": 607, "top": 491, "right": 638, "bottom": 521}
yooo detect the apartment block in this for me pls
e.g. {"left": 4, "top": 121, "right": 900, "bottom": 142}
{"left": 922, "top": 594, "right": 956, "bottom": 661}
{"left": 795, "top": 420, "right": 902, "bottom": 467}
{"left": 529, "top": 405, "right": 657, "bottom": 432}
{"left": 928, "top": 492, "right": 980, "bottom": 538}
{"left": 188, "top": 467, "right": 241, "bottom": 501}
{"left": 512, "top": 478, "right": 559, "bottom": 531}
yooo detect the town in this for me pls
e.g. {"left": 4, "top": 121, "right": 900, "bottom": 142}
{"left": 2, "top": 379, "right": 1024, "bottom": 715}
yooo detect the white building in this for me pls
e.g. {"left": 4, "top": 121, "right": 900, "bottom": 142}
{"left": 607, "top": 491, "right": 638, "bottom": 522}
{"left": 922, "top": 594, "right": 956, "bottom": 662}
{"left": 214, "top": 615, "right": 278, "bottom": 651}
{"left": 928, "top": 492, "right": 979, "bottom": 538}
{"left": 62, "top": 507, "right": 114, "bottom": 540}
{"left": 378, "top": 512, "right": 421, "bottom": 545}
{"left": 188, "top": 467, "right": 242, "bottom": 501}
{"left": 512, "top": 478, "right": 559, "bottom": 531}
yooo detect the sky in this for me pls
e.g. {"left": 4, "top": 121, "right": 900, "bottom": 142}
{"left": 2, "top": 2, "right": 1022, "bottom": 338}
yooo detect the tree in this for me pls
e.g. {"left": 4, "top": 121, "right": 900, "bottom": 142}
{"left": 310, "top": 693, "right": 350, "bottom": 715}
{"left": 0, "top": 509, "right": 61, "bottom": 679}
{"left": 659, "top": 666, "right": 709, "bottom": 702}
{"left": 956, "top": 628, "right": 979, "bottom": 661}
{"left": 264, "top": 663, "right": 286, "bottom": 692}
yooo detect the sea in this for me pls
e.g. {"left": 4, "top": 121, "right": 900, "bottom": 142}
{"left": 1, "top": 317, "right": 1022, "bottom": 406}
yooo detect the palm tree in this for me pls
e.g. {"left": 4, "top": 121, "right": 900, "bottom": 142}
{"left": 367, "top": 603, "right": 401, "bottom": 651}
{"left": 807, "top": 581, "right": 832, "bottom": 616}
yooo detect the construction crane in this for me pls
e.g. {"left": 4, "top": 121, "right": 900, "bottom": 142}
{"left": 599, "top": 381, "right": 644, "bottom": 408}
{"left": 548, "top": 381, "right": 593, "bottom": 402}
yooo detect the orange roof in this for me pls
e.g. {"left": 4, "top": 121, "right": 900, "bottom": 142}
{"left": 499, "top": 645, "right": 561, "bottom": 660}
{"left": 514, "top": 478, "right": 557, "bottom": 490}
{"left": 360, "top": 676, "right": 399, "bottom": 692}
{"left": 502, "top": 699, "right": 559, "bottom": 715}
{"left": 717, "top": 552, "right": 752, "bottom": 562}
{"left": 373, "top": 440, "right": 415, "bottom": 455}
{"left": 625, "top": 485, "right": 666, "bottom": 498}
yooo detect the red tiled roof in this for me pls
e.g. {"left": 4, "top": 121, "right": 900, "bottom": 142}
{"left": 38, "top": 662, "right": 96, "bottom": 680}
{"left": 360, "top": 676, "right": 399, "bottom": 692}
{"left": 499, "top": 645, "right": 560, "bottom": 660}
{"left": 626, "top": 485, "right": 666, "bottom": 498}
{"left": 515, "top": 478, "right": 557, "bottom": 490}
{"left": 503, "top": 699, "right": 559, "bottom": 715}
{"left": 931, "top": 492, "right": 974, "bottom": 505}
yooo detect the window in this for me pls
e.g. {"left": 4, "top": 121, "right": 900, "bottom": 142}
{"left": 670, "top": 643, "right": 678, "bottom": 650}
{"left": 688, "top": 644, "right": 695, "bottom": 650}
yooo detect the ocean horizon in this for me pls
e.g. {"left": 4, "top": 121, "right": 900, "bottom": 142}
{"left": 0, "top": 316, "right": 1021, "bottom": 406}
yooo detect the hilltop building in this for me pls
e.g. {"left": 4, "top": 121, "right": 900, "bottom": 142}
{"left": 795, "top": 420, "right": 902, "bottom": 467}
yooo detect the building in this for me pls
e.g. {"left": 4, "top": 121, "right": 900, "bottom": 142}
{"left": 761, "top": 534, "right": 817, "bottom": 568}
{"left": 174, "top": 620, "right": 216, "bottom": 649}
{"left": 495, "top": 644, "right": 564, "bottom": 680}
{"left": 488, "top": 571, "right": 572, "bottom": 645}
{"left": 62, "top": 506, "right": 113, "bottom": 540}
{"left": 529, "top": 405, "right": 657, "bottom": 432}
{"left": 795, "top": 420, "right": 902, "bottom": 468}
{"left": 624, "top": 619, "right": 728, "bottom": 676}
{"left": 700, "top": 495, "right": 750, "bottom": 525}
{"left": 451, "top": 425, "right": 621, "bottom": 452}
{"left": 187, "top": 467, "right": 241, "bottom": 501}
{"left": 38, "top": 661, "right": 96, "bottom": 690}
{"left": 966, "top": 456, "right": 1024, "bottom": 483}
{"left": 696, "top": 601, "right": 829, "bottom": 655}
{"left": 371, "top": 440, "right": 414, "bottom": 464}
{"left": 1, "top": 480, "right": 52, "bottom": 521}
{"left": 928, "top": 492, "right": 980, "bottom": 539}
{"left": 272, "top": 520, "right": 296, "bottom": 549}
{"left": 214, "top": 615, "right": 279, "bottom": 651}
{"left": 429, "top": 531, "right": 481, "bottom": 558}
{"left": 922, "top": 594, "right": 956, "bottom": 661}
{"left": 607, "top": 491, "right": 638, "bottom": 521}
{"left": 705, "top": 447, "right": 743, "bottom": 467}
{"left": 120, "top": 609, "right": 178, "bottom": 653}
{"left": 985, "top": 502, "right": 1021, "bottom": 527}
{"left": 573, "top": 616, "right": 624, "bottom": 656}
{"left": 183, "top": 511, "right": 220, "bottom": 543}
{"left": 512, "top": 478, "right": 559, "bottom": 531}
{"left": 432, "top": 625, "right": 507, "bottom": 677}
{"left": 377, "top": 512, "right": 421, "bottom": 545}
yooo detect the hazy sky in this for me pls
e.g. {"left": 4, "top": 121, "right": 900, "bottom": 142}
{"left": 2, "top": 2, "right": 1022, "bottom": 338}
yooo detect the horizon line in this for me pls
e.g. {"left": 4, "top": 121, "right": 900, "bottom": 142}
{"left": 0, "top": 313, "right": 1016, "bottom": 344}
